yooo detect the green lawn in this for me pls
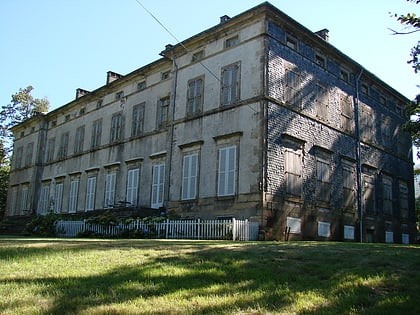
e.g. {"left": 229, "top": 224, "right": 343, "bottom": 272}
{"left": 0, "top": 238, "right": 419, "bottom": 315}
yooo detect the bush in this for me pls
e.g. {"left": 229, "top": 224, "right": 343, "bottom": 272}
{"left": 25, "top": 213, "right": 59, "bottom": 236}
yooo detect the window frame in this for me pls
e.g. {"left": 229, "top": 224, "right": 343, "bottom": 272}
{"left": 182, "top": 153, "right": 199, "bottom": 200}
{"left": 74, "top": 126, "right": 85, "bottom": 154}
{"left": 68, "top": 178, "right": 79, "bottom": 213}
{"left": 110, "top": 112, "right": 123, "bottom": 143}
{"left": 91, "top": 119, "right": 102, "bottom": 148}
{"left": 126, "top": 168, "right": 140, "bottom": 206}
{"left": 85, "top": 176, "right": 97, "bottom": 211}
{"left": 132, "top": 103, "right": 145, "bottom": 137}
{"left": 157, "top": 96, "right": 170, "bottom": 129}
{"left": 221, "top": 62, "right": 240, "bottom": 106}
{"left": 217, "top": 145, "right": 237, "bottom": 197}
{"left": 151, "top": 163, "right": 165, "bottom": 209}
{"left": 104, "top": 172, "right": 117, "bottom": 208}
{"left": 187, "top": 76, "right": 204, "bottom": 116}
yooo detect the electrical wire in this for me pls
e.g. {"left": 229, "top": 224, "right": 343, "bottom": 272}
{"left": 133, "top": 0, "right": 258, "bottom": 113}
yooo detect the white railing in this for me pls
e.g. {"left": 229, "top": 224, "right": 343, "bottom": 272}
{"left": 55, "top": 218, "right": 259, "bottom": 241}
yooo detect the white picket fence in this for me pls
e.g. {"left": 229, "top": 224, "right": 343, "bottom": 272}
{"left": 55, "top": 218, "right": 259, "bottom": 241}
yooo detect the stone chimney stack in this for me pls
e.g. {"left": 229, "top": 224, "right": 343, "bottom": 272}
{"left": 106, "top": 71, "right": 123, "bottom": 84}
{"left": 315, "top": 29, "right": 329, "bottom": 42}
{"left": 75, "top": 88, "right": 90, "bottom": 99}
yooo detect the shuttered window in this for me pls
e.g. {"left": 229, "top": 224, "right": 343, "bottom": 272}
{"left": 182, "top": 153, "right": 198, "bottom": 200}
{"left": 104, "top": 172, "right": 116, "bottom": 208}
{"left": 126, "top": 168, "right": 140, "bottom": 206}
{"left": 85, "top": 177, "right": 96, "bottom": 211}
{"left": 54, "top": 182, "right": 64, "bottom": 213}
{"left": 285, "top": 149, "right": 302, "bottom": 196}
{"left": 151, "top": 164, "right": 165, "bottom": 209}
{"left": 69, "top": 179, "right": 79, "bottom": 213}
{"left": 218, "top": 146, "right": 236, "bottom": 196}
{"left": 187, "top": 78, "right": 203, "bottom": 115}
{"left": 221, "top": 63, "right": 240, "bottom": 106}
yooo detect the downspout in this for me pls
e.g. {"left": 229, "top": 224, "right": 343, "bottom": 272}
{"left": 166, "top": 50, "right": 178, "bottom": 211}
{"left": 354, "top": 69, "right": 364, "bottom": 242}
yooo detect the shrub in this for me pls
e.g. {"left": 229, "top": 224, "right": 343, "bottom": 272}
{"left": 25, "top": 213, "right": 60, "bottom": 237}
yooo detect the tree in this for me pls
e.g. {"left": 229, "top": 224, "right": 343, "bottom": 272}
{"left": 0, "top": 86, "right": 49, "bottom": 157}
{"left": 391, "top": 1, "right": 420, "bottom": 155}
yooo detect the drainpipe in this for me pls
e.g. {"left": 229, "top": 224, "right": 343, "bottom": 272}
{"left": 160, "top": 46, "right": 178, "bottom": 212}
{"left": 354, "top": 69, "right": 364, "bottom": 242}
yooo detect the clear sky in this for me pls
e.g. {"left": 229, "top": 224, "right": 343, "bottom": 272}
{"left": 0, "top": 0, "right": 418, "bottom": 111}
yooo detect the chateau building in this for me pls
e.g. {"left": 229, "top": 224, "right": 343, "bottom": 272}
{"left": 5, "top": 2, "right": 416, "bottom": 242}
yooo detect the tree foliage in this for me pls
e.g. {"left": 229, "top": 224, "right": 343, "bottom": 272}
{"left": 0, "top": 86, "right": 49, "bottom": 156}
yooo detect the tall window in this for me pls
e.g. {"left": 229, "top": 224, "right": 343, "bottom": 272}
{"left": 342, "top": 161, "right": 355, "bottom": 209}
{"left": 126, "top": 168, "right": 140, "bottom": 206}
{"left": 104, "top": 172, "right": 116, "bottom": 208}
{"left": 38, "top": 183, "right": 50, "bottom": 214}
{"left": 316, "top": 158, "right": 331, "bottom": 202}
{"left": 360, "top": 105, "right": 374, "bottom": 140}
{"left": 68, "top": 179, "right": 79, "bottom": 213}
{"left": 20, "top": 185, "right": 29, "bottom": 213}
{"left": 187, "top": 77, "right": 203, "bottom": 116}
{"left": 85, "top": 176, "right": 96, "bottom": 211}
{"left": 46, "top": 138, "right": 55, "bottom": 162}
{"left": 25, "top": 142, "right": 34, "bottom": 166}
{"left": 132, "top": 103, "right": 145, "bottom": 137}
{"left": 285, "top": 148, "right": 302, "bottom": 196}
{"left": 110, "top": 113, "right": 123, "bottom": 142}
{"left": 340, "top": 94, "right": 354, "bottom": 133}
{"left": 363, "top": 174, "right": 375, "bottom": 215}
{"left": 399, "top": 181, "right": 409, "bottom": 218}
{"left": 182, "top": 153, "right": 198, "bottom": 200}
{"left": 151, "top": 163, "right": 165, "bottom": 209}
{"left": 221, "top": 63, "right": 240, "bottom": 106}
{"left": 381, "top": 116, "right": 391, "bottom": 147}
{"left": 157, "top": 97, "right": 170, "bottom": 129}
{"left": 218, "top": 146, "right": 236, "bottom": 196}
{"left": 53, "top": 182, "right": 64, "bottom": 213}
{"left": 14, "top": 146, "right": 23, "bottom": 169}
{"left": 383, "top": 176, "right": 393, "bottom": 215}
{"left": 74, "top": 126, "right": 85, "bottom": 153}
{"left": 58, "top": 132, "right": 69, "bottom": 159}
{"left": 91, "top": 119, "right": 102, "bottom": 148}
{"left": 285, "top": 69, "right": 301, "bottom": 108}
{"left": 314, "top": 83, "right": 329, "bottom": 121}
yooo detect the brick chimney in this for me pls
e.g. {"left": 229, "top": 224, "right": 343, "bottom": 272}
{"left": 315, "top": 29, "right": 329, "bottom": 42}
{"left": 107, "top": 71, "right": 123, "bottom": 84}
{"left": 75, "top": 88, "right": 90, "bottom": 99}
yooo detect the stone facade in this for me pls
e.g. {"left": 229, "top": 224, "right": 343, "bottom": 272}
{"left": 5, "top": 3, "right": 416, "bottom": 243}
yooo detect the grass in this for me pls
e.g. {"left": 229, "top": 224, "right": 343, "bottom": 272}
{"left": 0, "top": 238, "right": 419, "bottom": 315}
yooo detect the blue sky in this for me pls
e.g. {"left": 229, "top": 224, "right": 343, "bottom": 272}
{"left": 0, "top": 0, "right": 418, "bottom": 111}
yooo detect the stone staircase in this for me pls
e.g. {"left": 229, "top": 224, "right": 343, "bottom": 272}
{"left": 0, "top": 216, "right": 33, "bottom": 236}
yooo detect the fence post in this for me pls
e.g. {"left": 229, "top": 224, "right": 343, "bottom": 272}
{"left": 232, "top": 218, "right": 237, "bottom": 241}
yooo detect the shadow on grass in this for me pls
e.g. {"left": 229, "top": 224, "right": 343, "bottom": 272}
{"left": 0, "top": 239, "right": 419, "bottom": 314}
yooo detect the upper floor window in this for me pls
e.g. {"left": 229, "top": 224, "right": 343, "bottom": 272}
{"left": 225, "top": 35, "right": 239, "bottom": 48}
{"left": 285, "top": 68, "right": 301, "bottom": 109}
{"left": 115, "top": 91, "right": 124, "bottom": 101}
{"left": 14, "top": 146, "right": 23, "bottom": 169}
{"left": 286, "top": 35, "right": 298, "bottom": 50}
{"left": 74, "top": 126, "right": 85, "bottom": 154}
{"left": 315, "top": 53, "right": 326, "bottom": 68}
{"left": 187, "top": 77, "right": 204, "bottom": 116}
{"left": 192, "top": 50, "right": 204, "bottom": 62}
{"left": 157, "top": 97, "right": 170, "bottom": 129}
{"left": 399, "top": 181, "right": 409, "bottom": 218}
{"left": 132, "top": 103, "right": 145, "bottom": 137}
{"left": 137, "top": 81, "right": 146, "bottom": 91}
{"left": 96, "top": 100, "right": 103, "bottom": 109}
{"left": 57, "top": 132, "right": 69, "bottom": 159}
{"left": 25, "top": 142, "right": 34, "bottom": 167}
{"left": 340, "top": 69, "right": 350, "bottom": 83}
{"left": 46, "top": 138, "right": 55, "bottom": 162}
{"left": 91, "top": 119, "right": 102, "bottom": 148}
{"left": 314, "top": 83, "right": 329, "bottom": 121}
{"left": 221, "top": 62, "right": 240, "bottom": 106}
{"left": 110, "top": 113, "right": 123, "bottom": 143}
{"left": 340, "top": 94, "right": 354, "bottom": 133}
{"left": 161, "top": 71, "right": 170, "bottom": 80}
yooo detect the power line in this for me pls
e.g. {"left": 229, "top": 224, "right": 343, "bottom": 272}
{"left": 133, "top": 0, "right": 258, "bottom": 113}
{"left": 133, "top": 0, "right": 220, "bottom": 82}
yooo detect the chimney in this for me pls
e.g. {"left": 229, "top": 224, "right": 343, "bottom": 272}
{"left": 107, "top": 71, "right": 123, "bottom": 84}
{"left": 75, "top": 88, "right": 90, "bottom": 99}
{"left": 220, "top": 15, "right": 231, "bottom": 24}
{"left": 315, "top": 29, "right": 329, "bottom": 42}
